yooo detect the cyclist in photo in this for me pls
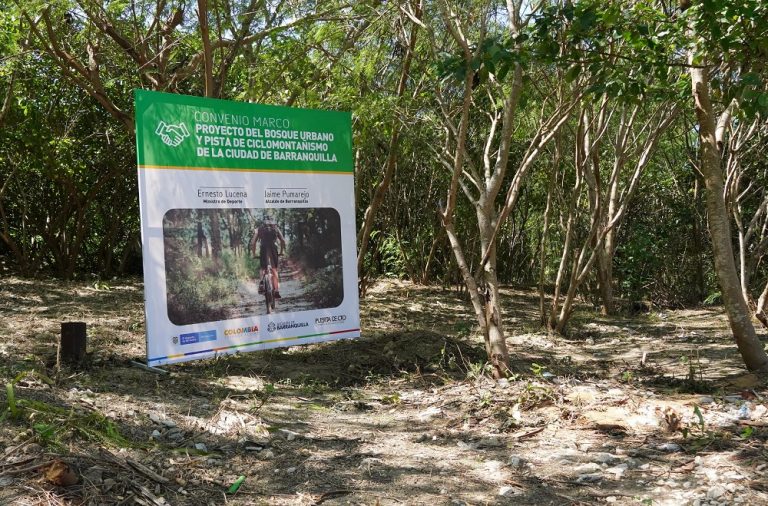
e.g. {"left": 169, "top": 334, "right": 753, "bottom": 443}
{"left": 250, "top": 214, "right": 286, "bottom": 299}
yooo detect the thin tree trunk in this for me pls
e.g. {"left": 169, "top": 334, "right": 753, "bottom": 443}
{"left": 421, "top": 229, "right": 442, "bottom": 284}
{"left": 483, "top": 267, "right": 508, "bottom": 375}
{"left": 691, "top": 177, "right": 707, "bottom": 302}
{"left": 197, "top": 220, "right": 205, "bottom": 258}
{"left": 596, "top": 250, "right": 614, "bottom": 315}
{"left": 738, "top": 228, "right": 750, "bottom": 304}
{"left": 756, "top": 279, "right": 768, "bottom": 330}
{"left": 198, "top": 0, "right": 215, "bottom": 98}
{"left": 556, "top": 253, "right": 580, "bottom": 334}
{"left": 539, "top": 163, "right": 556, "bottom": 325}
{"left": 478, "top": 203, "right": 510, "bottom": 375}
{"left": 549, "top": 207, "right": 575, "bottom": 331}
{"left": 118, "top": 234, "right": 140, "bottom": 275}
{"left": 356, "top": 0, "right": 422, "bottom": 275}
{"left": 209, "top": 209, "right": 222, "bottom": 261}
{"left": 690, "top": 59, "right": 768, "bottom": 372}
{"left": 0, "top": 72, "right": 14, "bottom": 128}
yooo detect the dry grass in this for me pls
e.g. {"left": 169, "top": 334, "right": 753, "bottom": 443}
{"left": 1, "top": 276, "right": 767, "bottom": 505}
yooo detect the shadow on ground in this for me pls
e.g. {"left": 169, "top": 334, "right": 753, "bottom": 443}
{"left": 1, "top": 276, "right": 767, "bottom": 505}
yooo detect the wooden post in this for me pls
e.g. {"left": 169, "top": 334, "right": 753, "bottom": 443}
{"left": 60, "top": 322, "right": 87, "bottom": 364}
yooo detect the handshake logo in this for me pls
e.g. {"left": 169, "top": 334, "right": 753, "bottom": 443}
{"left": 155, "top": 121, "right": 190, "bottom": 147}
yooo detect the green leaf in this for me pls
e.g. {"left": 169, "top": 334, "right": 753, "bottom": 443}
{"left": 575, "top": 8, "right": 597, "bottom": 32}
{"left": 478, "top": 66, "right": 489, "bottom": 84}
{"left": 743, "top": 87, "right": 758, "bottom": 101}
{"left": 565, "top": 64, "right": 581, "bottom": 83}
{"left": 34, "top": 423, "right": 56, "bottom": 440}
{"left": 693, "top": 405, "right": 705, "bottom": 429}
{"left": 740, "top": 426, "right": 754, "bottom": 439}
{"left": 5, "top": 383, "right": 17, "bottom": 417}
{"left": 601, "top": 7, "right": 619, "bottom": 26}
{"left": 497, "top": 64, "right": 510, "bottom": 81}
{"left": 741, "top": 72, "right": 762, "bottom": 87}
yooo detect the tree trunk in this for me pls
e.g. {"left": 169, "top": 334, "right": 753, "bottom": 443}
{"left": 756, "top": 279, "right": 768, "bottom": 330}
{"left": 691, "top": 177, "right": 707, "bottom": 303}
{"left": 421, "top": 228, "right": 441, "bottom": 284}
{"left": 539, "top": 142, "right": 558, "bottom": 325}
{"left": 483, "top": 272, "right": 509, "bottom": 375}
{"left": 549, "top": 207, "right": 575, "bottom": 332}
{"left": 478, "top": 204, "right": 509, "bottom": 376}
{"left": 197, "top": 220, "right": 205, "bottom": 258}
{"left": 0, "top": 71, "right": 14, "bottom": 128}
{"left": 737, "top": 227, "right": 750, "bottom": 305}
{"left": 209, "top": 209, "right": 222, "bottom": 261}
{"left": 596, "top": 248, "right": 614, "bottom": 315}
{"left": 356, "top": 0, "right": 422, "bottom": 275}
{"left": 197, "top": 0, "right": 215, "bottom": 98}
{"left": 690, "top": 60, "right": 768, "bottom": 372}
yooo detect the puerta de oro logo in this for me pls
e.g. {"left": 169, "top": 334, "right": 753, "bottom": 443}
{"left": 315, "top": 314, "right": 347, "bottom": 325}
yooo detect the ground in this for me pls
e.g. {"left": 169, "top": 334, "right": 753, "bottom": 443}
{"left": 1, "top": 276, "right": 767, "bottom": 506}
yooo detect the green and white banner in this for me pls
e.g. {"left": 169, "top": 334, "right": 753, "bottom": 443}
{"left": 135, "top": 90, "right": 359, "bottom": 366}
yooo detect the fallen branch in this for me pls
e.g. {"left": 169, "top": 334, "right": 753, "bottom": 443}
{"left": 134, "top": 483, "right": 166, "bottom": 506}
{"left": 126, "top": 458, "right": 170, "bottom": 484}
{"left": 586, "top": 488, "right": 639, "bottom": 498}
{"left": 1, "top": 438, "right": 35, "bottom": 459}
{"left": 509, "top": 426, "right": 546, "bottom": 439}
{"left": 671, "top": 459, "right": 696, "bottom": 473}
{"left": 0, "top": 455, "right": 37, "bottom": 470}
{"left": 312, "top": 490, "right": 353, "bottom": 505}
{"left": 0, "top": 459, "right": 56, "bottom": 476}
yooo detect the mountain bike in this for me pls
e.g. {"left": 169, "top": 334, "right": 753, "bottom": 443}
{"left": 260, "top": 254, "right": 282, "bottom": 314}
{"left": 261, "top": 259, "right": 276, "bottom": 314}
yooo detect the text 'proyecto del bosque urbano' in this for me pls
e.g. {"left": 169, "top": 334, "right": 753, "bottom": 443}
{"left": 193, "top": 121, "right": 338, "bottom": 163}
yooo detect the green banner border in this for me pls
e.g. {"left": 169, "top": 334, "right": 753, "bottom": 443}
{"left": 135, "top": 90, "right": 353, "bottom": 173}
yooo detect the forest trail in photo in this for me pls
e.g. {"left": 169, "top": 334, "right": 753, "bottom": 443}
{"left": 226, "top": 258, "right": 316, "bottom": 318}
{"left": 163, "top": 208, "right": 344, "bottom": 325}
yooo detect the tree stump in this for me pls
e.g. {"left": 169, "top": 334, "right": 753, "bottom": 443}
{"left": 60, "top": 322, "right": 87, "bottom": 364}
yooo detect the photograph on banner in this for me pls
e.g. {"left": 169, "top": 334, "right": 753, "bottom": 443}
{"left": 163, "top": 207, "right": 343, "bottom": 325}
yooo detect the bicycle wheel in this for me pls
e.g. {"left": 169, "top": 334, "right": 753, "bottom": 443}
{"left": 263, "top": 274, "right": 274, "bottom": 314}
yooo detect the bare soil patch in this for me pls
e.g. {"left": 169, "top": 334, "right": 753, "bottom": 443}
{"left": 1, "top": 277, "right": 767, "bottom": 505}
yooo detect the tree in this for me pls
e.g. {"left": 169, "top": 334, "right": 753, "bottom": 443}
{"left": 434, "top": 0, "right": 578, "bottom": 376}
{"left": 686, "top": 0, "right": 768, "bottom": 371}
{"left": 0, "top": 28, "right": 137, "bottom": 278}
{"left": 720, "top": 113, "right": 768, "bottom": 329}
{"left": 18, "top": 0, "right": 352, "bottom": 130}
{"left": 533, "top": 0, "right": 767, "bottom": 369}
{"left": 356, "top": 0, "right": 423, "bottom": 278}
{"left": 544, "top": 95, "right": 678, "bottom": 331}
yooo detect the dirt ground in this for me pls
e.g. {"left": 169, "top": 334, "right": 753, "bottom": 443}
{"left": 227, "top": 259, "right": 315, "bottom": 319}
{"left": 1, "top": 276, "right": 767, "bottom": 506}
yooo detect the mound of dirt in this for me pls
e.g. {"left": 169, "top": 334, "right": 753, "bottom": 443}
{"left": 272, "top": 330, "right": 484, "bottom": 385}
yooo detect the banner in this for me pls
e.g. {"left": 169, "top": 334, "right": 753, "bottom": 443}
{"left": 135, "top": 90, "right": 360, "bottom": 366}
